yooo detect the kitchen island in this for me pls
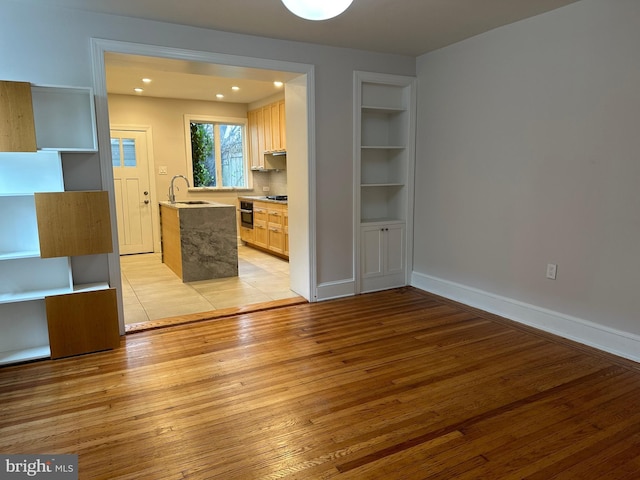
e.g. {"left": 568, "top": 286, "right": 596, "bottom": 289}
{"left": 159, "top": 201, "right": 238, "bottom": 282}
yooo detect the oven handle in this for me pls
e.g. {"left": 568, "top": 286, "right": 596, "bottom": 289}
{"left": 239, "top": 209, "right": 253, "bottom": 214}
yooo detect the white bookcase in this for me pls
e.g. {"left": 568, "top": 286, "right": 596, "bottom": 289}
{"left": 355, "top": 72, "right": 416, "bottom": 293}
{"left": 0, "top": 82, "right": 116, "bottom": 366}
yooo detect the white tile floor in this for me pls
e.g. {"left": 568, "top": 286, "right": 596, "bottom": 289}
{"left": 120, "top": 245, "right": 299, "bottom": 324}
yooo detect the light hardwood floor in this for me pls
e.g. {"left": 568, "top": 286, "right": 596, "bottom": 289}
{"left": 1, "top": 287, "right": 640, "bottom": 479}
{"left": 121, "top": 245, "right": 301, "bottom": 327}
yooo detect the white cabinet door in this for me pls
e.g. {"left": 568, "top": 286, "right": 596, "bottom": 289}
{"left": 360, "top": 223, "right": 406, "bottom": 293}
{"left": 361, "top": 226, "right": 384, "bottom": 278}
{"left": 384, "top": 224, "right": 405, "bottom": 276}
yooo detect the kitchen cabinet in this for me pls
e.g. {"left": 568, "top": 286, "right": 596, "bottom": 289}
{"left": 0, "top": 80, "right": 117, "bottom": 366}
{"left": 253, "top": 203, "right": 269, "bottom": 249}
{"left": 240, "top": 225, "right": 255, "bottom": 244}
{"left": 247, "top": 99, "right": 287, "bottom": 169}
{"left": 284, "top": 208, "right": 289, "bottom": 257}
{"left": 160, "top": 202, "right": 238, "bottom": 282}
{"left": 355, "top": 72, "right": 415, "bottom": 293}
{"left": 267, "top": 204, "right": 285, "bottom": 255}
{"left": 242, "top": 200, "right": 288, "bottom": 259}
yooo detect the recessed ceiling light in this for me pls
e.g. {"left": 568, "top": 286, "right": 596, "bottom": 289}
{"left": 274, "top": 81, "right": 284, "bottom": 88}
{"left": 216, "top": 94, "right": 224, "bottom": 99}
{"left": 231, "top": 86, "right": 240, "bottom": 91}
{"left": 142, "top": 78, "right": 152, "bottom": 83}
{"left": 134, "top": 88, "right": 143, "bottom": 93}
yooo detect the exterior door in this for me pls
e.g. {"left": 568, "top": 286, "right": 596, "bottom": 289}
{"left": 111, "top": 129, "right": 153, "bottom": 255}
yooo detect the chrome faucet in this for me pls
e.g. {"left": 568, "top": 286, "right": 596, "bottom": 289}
{"left": 169, "top": 175, "right": 190, "bottom": 203}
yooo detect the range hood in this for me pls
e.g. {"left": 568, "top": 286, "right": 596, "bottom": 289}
{"left": 251, "top": 151, "right": 287, "bottom": 171}
{"left": 267, "top": 150, "right": 287, "bottom": 156}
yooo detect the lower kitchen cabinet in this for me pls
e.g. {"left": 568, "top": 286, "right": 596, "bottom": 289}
{"left": 360, "top": 222, "right": 405, "bottom": 293}
{"left": 241, "top": 200, "right": 289, "bottom": 259}
{"left": 240, "top": 225, "right": 255, "bottom": 244}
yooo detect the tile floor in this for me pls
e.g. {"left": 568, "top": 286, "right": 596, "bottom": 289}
{"left": 120, "top": 245, "right": 300, "bottom": 324}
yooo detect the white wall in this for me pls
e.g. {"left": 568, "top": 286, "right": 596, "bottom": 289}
{"left": 413, "top": 0, "right": 640, "bottom": 359}
{"left": 0, "top": 0, "right": 415, "bottom": 299}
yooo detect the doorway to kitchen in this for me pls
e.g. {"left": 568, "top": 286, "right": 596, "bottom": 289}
{"left": 91, "top": 39, "right": 315, "bottom": 333}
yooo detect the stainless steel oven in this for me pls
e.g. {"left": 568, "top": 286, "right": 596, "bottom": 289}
{"left": 240, "top": 200, "right": 253, "bottom": 229}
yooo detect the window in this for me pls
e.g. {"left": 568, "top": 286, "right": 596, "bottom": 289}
{"left": 111, "top": 137, "right": 137, "bottom": 167}
{"left": 185, "top": 115, "right": 248, "bottom": 189}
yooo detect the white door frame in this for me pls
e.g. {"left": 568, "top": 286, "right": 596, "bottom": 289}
{"left": 90, "top": 38, "right": 317, "bottom": 335}
{"left": 110, "top": 124, "right": 161, "bottom": 253}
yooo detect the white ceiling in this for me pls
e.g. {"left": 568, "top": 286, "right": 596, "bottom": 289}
{"left": 105, "top": 53, "right": 301, "bottom": 104}
{"left": 18, "top": 0, "right": 581, "bottom": 103}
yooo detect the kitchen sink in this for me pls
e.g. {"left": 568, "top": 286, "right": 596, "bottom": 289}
{"left": 177, "top": 200, "right": 210, "bottom": 205}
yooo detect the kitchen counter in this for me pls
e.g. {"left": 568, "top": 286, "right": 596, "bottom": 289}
{"left": 160, "top": 200, "right": 234, "bottom": 209}
{"left": 159, "top": 201, "right": 237, "bottom": 282}
{"left": 238, "top": 195, "right": 288, "bottom": 205}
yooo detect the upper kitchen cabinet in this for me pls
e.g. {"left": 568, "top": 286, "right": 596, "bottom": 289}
{"left": 0, "top": 80, "right": 98, "bottom": 152}
{"left": 354, "top": 71, "right": 416, "bottom": 293}
{"left": 248, "top": 99, "right": 287, "bottom": 170}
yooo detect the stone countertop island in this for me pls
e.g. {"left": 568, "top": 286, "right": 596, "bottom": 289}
{"left": 159, "top": 201, "right": 237, "bottom": 282}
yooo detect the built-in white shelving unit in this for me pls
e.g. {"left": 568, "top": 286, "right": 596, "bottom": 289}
{"left": 355, "top": 71, "right": 416, "bottom": 294}
{"left": 0, "top": 82, "right": 115, "bottom": 366}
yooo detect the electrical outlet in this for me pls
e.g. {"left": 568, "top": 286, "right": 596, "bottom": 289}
{"left": 158, "top": 166, "right": 168, "bottom": 175}
{"left": 546, "top": 263, "right": 557, "bottom": 280}
{"left": 262, "top": 186, "right": 270, "bottom": 192}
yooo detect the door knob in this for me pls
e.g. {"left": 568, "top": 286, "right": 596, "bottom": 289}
{"left": 144, "top": 191, "right": 149, "bottom": 195}
{"left": 144, "top": 200, "right": 150, "bottom": 204}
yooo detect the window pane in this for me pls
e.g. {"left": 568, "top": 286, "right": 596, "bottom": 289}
{"left": 110, "top": 138, "right": 121, "bottom": 167}
{"left": 190, "top": 122, "right": 216, "bottom": 187}
{"left": 220, "top": 124, "right": 245, "bottom": 187}
{"left": 122, "top": 138, "right": 137, "bottom": 167}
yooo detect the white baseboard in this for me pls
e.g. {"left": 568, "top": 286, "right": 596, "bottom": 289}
{"left": 411, "top": 271, "right": 640, "bottom": 363}
{"left": 316, "top": 279, "right": 355, "bottom": 302}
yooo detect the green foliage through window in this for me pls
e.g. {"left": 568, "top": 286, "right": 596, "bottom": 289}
{"left": 188, "top": 119, "right": 246, "bottom": 188}
{"left": 190, "top": 123, "right": 215, "bottom": 187}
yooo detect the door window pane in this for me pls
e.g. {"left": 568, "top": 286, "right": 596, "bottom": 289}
{"left": 122, "top": 138, "right": 137, "bottom": 167}
{"left": 110, "top": 138, "right": 120, "bottom": 167}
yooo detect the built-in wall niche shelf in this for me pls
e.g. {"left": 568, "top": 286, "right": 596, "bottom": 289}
{"left": 360, "top": 184, "right": 406, "bottom": 224}
{"left": 355, "top": 71, "right": 415, "bottom": 294}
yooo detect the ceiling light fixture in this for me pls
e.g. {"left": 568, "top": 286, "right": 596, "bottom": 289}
{"left": 231, "top": 86, "right": 240, "bottom": 91}
{"left": 134, "top": 88, "right": 143, "bottom": 93}
{"left": 281, "top": 0, "right": 354, "bottom": 21}
{"left": 216, "top": 94, "right": 224, "bottom": 99}
{"left": 142, "top": 78, "right": 152, "bottom": 83}
{"left": 274, "top": 81, "right": 284, "bottom": 88}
